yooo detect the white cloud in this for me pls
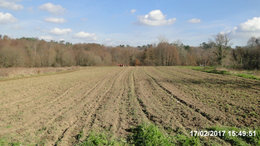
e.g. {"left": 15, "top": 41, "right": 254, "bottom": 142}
{"left": 39, "top": 3, "right": 65, "bottom": 14}
{"left": 131, "top": 9, "right": 136, "bottom": 14}
{"left": 0, "top": 12, "right": 16, "bottom": 24}
{"left": 50, "top": 28, "right": 72, "bottom": 35}
{"left": 0, "top": 0, "right": 23, "bottom": 10}
{"left": 44, "top": 17, "right": 66, "bottom": 23}
{"left": 228, "top": 17, "right": 260, "bottom": 36}
{"left": 74, "top": 31, "right": 97, "bottom": 40}
{"left": 221, "top": 17, "right": 260, "bottom": 46}
{"left": 240, "top": 17, "right": 260, "bottom": 32}
{"left": 138, "top": 10, "right": 176, "bottom": 26}
{"left": 39, "top": 35, "right": 53, "bottom": 41}
{"left": 188, "top": 18, "right": 201, "bottom": 23}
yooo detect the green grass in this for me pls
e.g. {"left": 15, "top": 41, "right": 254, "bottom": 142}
{"left": 0, "top": 138, "right": 21, "bottom": 146}
{"left": 186, "top": 66, "right": 260, "bottom": 80}
{"left": 235, "top": 73, "right": 260, "bottom": 80}
{"left": 173, "top": 134, "right": 201, "bottom": 146}
{"left": 77, "top": 123, "right": 201, "bottom": 146}
{"left": 188, "top": 66, "right": 230, "bottom": 75}
{"left": 127, "top": 123, "right": 174, "bottom": 146}
{"left": 3, "top": 124, "right": 258, "bottom": 145}
{"left": 207, "top": 126, "right": 260, "bottom": 146}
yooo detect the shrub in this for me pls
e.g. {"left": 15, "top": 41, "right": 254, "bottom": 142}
{"left": 128, "top": 123, "right": 174, "bottom": 146}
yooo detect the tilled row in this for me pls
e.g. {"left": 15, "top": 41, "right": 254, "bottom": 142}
{"left": 0, "top": 67, "right": 259, "bottom": 145}
{"left": 144, "top": 67, "right": 260, "bottom": 127}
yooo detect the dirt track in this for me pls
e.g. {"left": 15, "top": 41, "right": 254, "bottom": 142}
{"left": 0, "top": 67, "right": 259, "bottom": 145}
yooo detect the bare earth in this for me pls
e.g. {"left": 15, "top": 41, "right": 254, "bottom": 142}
{"left": 0, "top": 67, "right": 259, "bottom": 145}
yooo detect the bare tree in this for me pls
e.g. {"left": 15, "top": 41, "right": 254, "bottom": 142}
{"left": 213, "top": 33, "right": 231, "bottom": 65}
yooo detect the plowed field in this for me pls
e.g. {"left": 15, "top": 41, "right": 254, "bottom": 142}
{"left": 0, "top": 67, "right": 259, "bottom": 145}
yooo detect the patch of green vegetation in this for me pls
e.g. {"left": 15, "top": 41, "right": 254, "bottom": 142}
{"left": 128, "top": 123, "right": 174, "bottom": 146}
{"left": 173, "top": 134, "right": 201, "bottom": 146}
{"left": 208, "top": 126, "right": 260, "bottom": 146}
{"left": 204, "top": 69, "right": 230, "bottom": 75}
{"left": 186, "top": 66, "right": 260, "bottom": 80}
{"left": 9, "top": 124, "right": 258, "bottom": 146}
{"left": 184, "top": 66, "right": 215, "bottom": 70}
{"left": 0, "top": 138, "right": 7, "bottom": 146}
{"left": 188, "top": 66, "right": 230, "bottom": 75}
{"left": 235, "top": 73, "right": 260, "bottom": 80}
{"left": 78, "top": 123, "right": 202, "bottom": 146}
{"left": 0, "top": 138, "right": 22, "bottom": 146}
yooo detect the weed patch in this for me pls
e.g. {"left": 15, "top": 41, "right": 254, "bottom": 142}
{"left": 235, "top": 73, "right": 260, "bottom": 80}
{"left": 127, "top": 123, "right": 174, "bottom": 145}
{"left": 78, "top": 123, "right": 202, "bottom": 146}
{"left": 173, "top": 134, "right": 201, "bottom": 146}
{"left": 186, "top": 66, "right": 260, "bottom": 80}
{"left": 208, "top": 126, "right": 260, "bottom": 146}
{"left": 0, "top": 138, "right": 21, "bottom": 146}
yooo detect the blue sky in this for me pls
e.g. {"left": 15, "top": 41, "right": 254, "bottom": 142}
{"left": 0, "top": 0, "right": 260, "bottom": 46}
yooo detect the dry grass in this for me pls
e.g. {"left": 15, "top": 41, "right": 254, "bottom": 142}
{"left": 0, "top": 67, "right": 79, "bottom": 79}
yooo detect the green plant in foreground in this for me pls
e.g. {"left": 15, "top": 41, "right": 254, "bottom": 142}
{"left": 9, "top": 124, "right": 258, "bottom": 146}
{"left": 128, "top": 123, "right": 174, "bottom": 146}
{"left": 173, "top": 134, "right": 201, "bottom": 146}
{"left": 208, "top": 126, "right": 260, "bottom": 146}
{"left": 78, "top": 123, "right": 202, "bottom": 146}
{"left": 0, "top": 138, "right": 21, "bottom": 146}
{"left": 0, "top": 139, "right": 7, "bottom": 146}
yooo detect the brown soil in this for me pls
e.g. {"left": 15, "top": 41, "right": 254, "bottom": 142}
{"left": 0, "top": 66, "right": 259, "bottom": 145}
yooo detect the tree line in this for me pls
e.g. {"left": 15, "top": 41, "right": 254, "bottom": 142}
{"left": 0, "top": 34, "right": 259, "bottom": 69}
